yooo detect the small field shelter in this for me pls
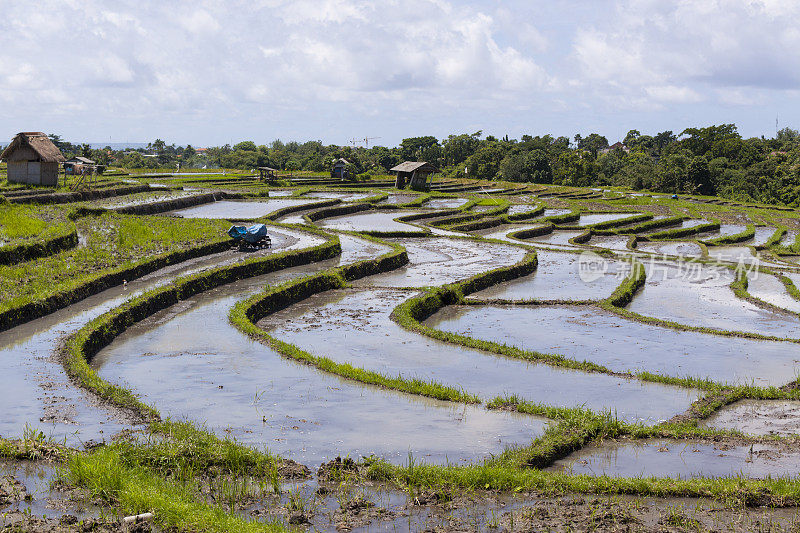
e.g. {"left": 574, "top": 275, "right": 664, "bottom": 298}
{"left": 1, "top": 132, "right": 65, "bottom": 186}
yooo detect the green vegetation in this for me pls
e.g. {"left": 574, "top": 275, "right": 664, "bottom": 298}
{"left": 0, "top": 213, "right": 231, "bottom": 325}
{"left": 61, "top": 227, "right": 340, "bottom": 418}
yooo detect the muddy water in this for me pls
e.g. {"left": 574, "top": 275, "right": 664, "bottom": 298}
{"left": 634, "top": 241, "right": 703, "bottom": 257}
{"left": 542, "top": 208, "right": 571, "bottom": 218}
{"left": 787, "top": 273, "right": 800, "bottom": 291}
{"left": 717, "top": 224, "right": 748, "bottom": 236}
{"left": 470, "top": 204, "right": 501, "bottom": 212}
{"left": 93, "top": 276, "right": 542, "bottom": 465}
{"left": 472, "top": 250, "right": 627, "bottom": 301}
{"left": 262, "top": 289, "right": 696, "bottom": 423}
{"left": 705, "top": 246, "right": 787, "bottom": 267}
{"left": 567, "top": 213, "right": 637, "bottom": 227}
{"left": 474, "top": 223, "right": 550, "bottom": 244}
{"left": 0, "top": 461, "right": 103, "bottom": 522}
{"left": 354, "top": 237, "right": 526, "bottom": 288}
{"left": 0, "top": 228, "right": 320, "bottom": 445}
{"left": 304, "top": 191, "right": 372, "bottom": 202}
{"left": 91, "top": 190, "right": 196, "bottom": 209}
{"left": 549, "top": 438, "right": 800, "bottom": 479}
{"left": 782, "top": 231, "right": 799, "bottom": 246}
{"left": 426, "top": 197, "right": 468, "bottom": 209}
{"left": 679, "top": 219, "right": 710, "bottom": 229}
{"left": 426, "top": 304, "right": 800, "bottom": 385}
{"left": 752, "top": 226, "right": 778, "bottom": 246}
{"left": 525, "top": 229, "right": 585, "bottom": 246}
{"left": 381, "top": 193, "right": 419, "bottom": 205}
{"left": 268, "top": 190, "right": 293, "bottom": 197}
{"left": 173, "top": 199, "right": 325, "bottom": 219}
{"left": 507, "top": 204, "right": 539, "bottom": 216}
{"left": 704, "top": 400, "right": 800, "bottom": 436}
{"left": 628, "top": 261, "right": 800, "bottom": 337}
{"left": 585, "top": 234, "right": 632, "bottom": 251}
{"left": 747, "top": 272, "right": 800, "bottom": 314}
{"left": 316, "top": 210, "right": 430, "bottom": 232}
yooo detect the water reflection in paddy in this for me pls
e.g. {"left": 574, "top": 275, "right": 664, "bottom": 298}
{"left": 263, "top": 289, "right": 696, "bottom": 423}
{"left": 628, "top": 261, "right": 800, "bottom": 337}
{"left": 426, "top": 304, "right": 800, "bottom": 385}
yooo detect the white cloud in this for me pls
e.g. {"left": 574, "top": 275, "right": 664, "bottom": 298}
{"left": 572, "top": 0, "right": 800, "bottom": 108}
{"left": 645, "top": 85, "right": 703, "bottom": 104}
{"left": 1, "top": 0, "right": 799, "bottom": 144}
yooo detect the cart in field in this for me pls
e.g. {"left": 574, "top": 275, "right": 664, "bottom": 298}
{"left": 227, "top": 224, "right": 272, "bottom": 251}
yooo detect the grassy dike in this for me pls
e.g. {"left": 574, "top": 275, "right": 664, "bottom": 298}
{"left": 0, "top": 202, "right": 80, "bottom": 264}
{"left": 229, "top": 238, "right": 478, "bottom": 403}
{"left": 61, "top": 225, "right": 341, "bottom": 419}
{"left": 645, "top": 220, "right": 720, "bottom": 240}
{"left": 702, "top": 223, "right": 756, "bottom": 246}
{"left": 0, "top": 221, "right": 77, "bottom": 265}
{"left": 52, "top": 226, "right": 347, "bottom": 533}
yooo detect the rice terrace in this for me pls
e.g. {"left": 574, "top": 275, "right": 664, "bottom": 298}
{"left": 2, "top": 129, "right": 800, "bottom": 532}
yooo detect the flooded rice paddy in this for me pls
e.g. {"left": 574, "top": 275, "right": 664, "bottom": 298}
{"left": 427, "top": 304, "right": 800, "bottom": 385}
{"left": 173, "top": 199, "right": 326, "bottom": 218}
{"left": 627, "top": 261, "right": 800, "bottom": 337}
{"left": 704, "top": 400, "right": 800, "bottom": 436}
{"left": 0, "top": 228, "right": 320, "bottom": 446}
{"left": 473, "top": 250, "right": 627, "bottom": 301}
{"left": 7, "top": 186, "right": 800, "bottom": 527}
{"left": 425, "top": 197, "right": 468, "bottom": 209}
{"left": 261, "top": 288, "right": 696, "bottom": 423}
{"left": 549, "top": 438, "right": 800, "bottom": 479}
{"left": 303, "top": 191, "right": 372, "bottom": 202}
{"left": 316, "top": 210, "right": 430, "bottom": 232}
{"left": 92, "top": 236, "right": 544, "bottom": 465}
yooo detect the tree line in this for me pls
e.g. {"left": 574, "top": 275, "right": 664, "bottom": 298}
{"left": 48, "top": 124, "right": 800, "bottom": 206}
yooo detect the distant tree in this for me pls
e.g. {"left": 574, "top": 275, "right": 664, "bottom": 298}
{"left": 400, "top": 136, "right": 441, "bottom": 164}
{"left": 576, "top": 133, "right": 609, "bottom": 157}
{"left": 442, "top": 133, "right": 481, "bottom": 166}
{"left": 623, "top": 130, "right": 641, "bottom": 146}
{"left": 464, "top": 142, "right": 508, "bottom": 180}
{"left": 653, "top": 131, "right": 677, "bottom": 156}
{"left": 234, "top": 141, "right": 257, "bottom": 152}
{"left": 499, "top": 150, "right": 552, "bottom": 183}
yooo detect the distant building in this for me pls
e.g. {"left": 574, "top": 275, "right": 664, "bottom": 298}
{"left": 390, "top": 161, "right": 439, "bottom": 190}
{"left": 67, "top": 156, "right": 95, "bottom": 165}
{"left": 0, "top": 132, "right": 65, "bottom": 186}
{"left": 257, "top": 166, "right": 278, "bottom": 182}
{"left": 331, "top": 158, "right": 350, "bottom": 180}
{"left": 599, "top": 142, "right": 630, "bottom": 155}
{"left": 64, "top": 156, "right": 98, "bottom": 176}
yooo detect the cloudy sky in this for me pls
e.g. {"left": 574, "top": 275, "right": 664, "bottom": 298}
{"left": 1, "top": 0, "right": 799, "bottom": 147}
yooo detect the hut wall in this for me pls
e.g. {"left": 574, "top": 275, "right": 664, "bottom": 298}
{"left": 7, "top": 161, "right": 57, "bottom": 185}
{"left": 41, "top": 162, "right": 59, "bottom": 186}
{"left": 8, "top": 162, "right": 33, "bottom": 184}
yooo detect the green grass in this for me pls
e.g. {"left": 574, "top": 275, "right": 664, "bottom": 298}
{"left": 0, "top": 213, "right": 230, "bottom": 315}
{"left": 0, "top": 203, "right": 53, "bottom": 241}
{"left": 229, "top": 246, "right": 480, "bottom": 404}
{"left": 61, "top": 227, "right": 341, "bottom": 419}
{"left": 63, "top": 446, "right": 288, "bottom": 533}
{"left": 646, "top": 220, "right": 720, "bottom": 240}
{"left": 703, "top": 224, "right": 756, "bottom": 246}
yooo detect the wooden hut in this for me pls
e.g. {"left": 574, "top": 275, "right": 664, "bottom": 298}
{"left": 1, "top": 132, "right": 65, "bottom": 186}
{"left": 257, "top": 166, "right": 278, "bottom": 183}
{"left": 390, "top": 161, "right": 438, "bottom": 190}
{"left": 64, "top": 156, "right": 96, "bottom": 175}
{"left": 331, "top": 158, "right": 350, "bottom": 180}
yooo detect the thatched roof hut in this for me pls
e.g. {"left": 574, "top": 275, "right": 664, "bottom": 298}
{"left": 390, "top": 161, "right": 438, "bottom": 190}
{"left": 1, "top": 132, "right": 65, "bottom": 186}
{"left": 331, "top": 158, "right": 351, "bottom": 180}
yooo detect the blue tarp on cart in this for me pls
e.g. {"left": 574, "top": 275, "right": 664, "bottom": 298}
{"left": 227, "top": 224, "right": 269, "bottom": 244}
